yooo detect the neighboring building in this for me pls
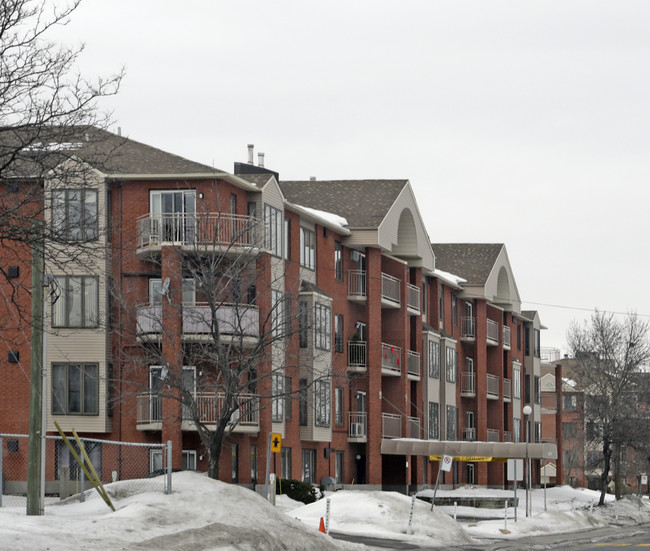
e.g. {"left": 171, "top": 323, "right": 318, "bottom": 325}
{"left": 0, "top": 129, "right": 550, "bottom": 492}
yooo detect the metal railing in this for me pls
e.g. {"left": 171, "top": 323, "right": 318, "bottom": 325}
{"left": 461, "top": 317, "right": 476, "bottom": 339}
{"left": 348, "top": 412, "right": 367, "bottom": 439}
{"left": 407, "top": 416, "right": 421, "bottom": 439}
{"left": 487, "top": 374, "right": 500, "bottom": 398}
{"left": 381, "top": 273, "right": 401, "bottom": 305}
{"left": 461, "top": 372, "right": 476, "bottom": 396}
{"left": 487, "top": 319, "right": 499, "bottom": 344}
{"left": 462, "top": 427, "right": 477, "bottom": 441}
{"left": 503, "top": 378, "right": 512, "bottom": 400}
{"left": 503, "top": 326, "right": 511, "bottom": 348}
{"left": 381, "top": 342, "right": 401, "bottom": 375}
{"left": 504, "top": 431, "right": 513, "bottom": 442}
{"left": 137, "top": 212, "right": 261, "bottom": 249}
{"left": 347, "top": 270, "right": 366, "bottom": 299}
{"left": 381, "top": 413, "right": 402, "bottom": 438}
{"left": 348, "top": 341, "right": 367, "bottom": 369}
{"left": 407, "top": 350, "right": 420, "bottom": 378}
{"left": 406, "top": 283, "right": 420, "bottom": 313}
{"left": 487, "top": 429, "right": 500, "bottom": 442}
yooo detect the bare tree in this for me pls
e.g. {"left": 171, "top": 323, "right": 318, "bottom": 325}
{"left": 567, "top": 311, "right": 650, "bottom": 505}
{"left": 113, "top": 211, "right": 333, "bottom": 479}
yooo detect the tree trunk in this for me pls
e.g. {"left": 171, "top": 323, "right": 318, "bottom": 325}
{"left": 613, "top": 444, "right": 622, "bottom": 501}
{"left": 598, "top": 441, "right": 611, "bottom": 506}
{"left": 208, "top": 437, "right": 224, "bottom": 479}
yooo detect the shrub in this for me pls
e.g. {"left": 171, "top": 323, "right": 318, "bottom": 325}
{"left": 276, "top": 478, "right": 322, "bottom": 504}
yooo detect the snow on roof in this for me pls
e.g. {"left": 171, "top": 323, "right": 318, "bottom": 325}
{"left": 562, "top": 377, "right": 577, "bottom": 387}
{"left": 434, "top": 268, "right": 467, "bottom": 287}
{"left": 295, "top": 204, "right": 349, "bottom": 230}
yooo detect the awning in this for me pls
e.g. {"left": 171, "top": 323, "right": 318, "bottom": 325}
{"left": 380, "top": 439, "right": 557, "bottom": 460}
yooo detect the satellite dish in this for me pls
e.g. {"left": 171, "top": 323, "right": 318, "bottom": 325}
{"left": 159, "top": 277, "right": 171, "bottom": 303}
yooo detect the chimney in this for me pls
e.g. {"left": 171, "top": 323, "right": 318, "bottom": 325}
{"left": 247, "top": 144, "right": 254, "bottom": 165}
{"left": 258, "top": 152, "right": 265, "bottom": 168}
{"left": 310, "top": 176, "right": 317, "bottom": 181}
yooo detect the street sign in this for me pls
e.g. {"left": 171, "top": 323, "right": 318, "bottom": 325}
{"left": 642, "top": 475, "right": 648, "bottom": 485}
{"left": 441, "top": 454, "right": 453, "bottom": 472}
{"left": 271, "top": 433, "right": 282, "bottom": 453}
{"left": 507, "top": 459, "right": 524, "bottom": 481}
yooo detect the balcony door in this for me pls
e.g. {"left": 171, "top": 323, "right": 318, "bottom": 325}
{"left": 150, "top": 190, "right": 196, "bottom": 243}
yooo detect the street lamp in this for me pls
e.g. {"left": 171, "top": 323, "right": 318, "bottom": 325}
{"left": 523, "top": 405, "right": 532, "bottom": 517}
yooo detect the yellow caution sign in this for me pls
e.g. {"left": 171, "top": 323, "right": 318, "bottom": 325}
{"left": 271, "top": 433, "right": 282, "bottom": 453}
{"left": 429, "top": 455, "right": 506, "bottom": 463}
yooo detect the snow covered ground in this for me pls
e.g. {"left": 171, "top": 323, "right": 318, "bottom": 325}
{"left": 0, "top": 472, "right": 647, "bottom": 550}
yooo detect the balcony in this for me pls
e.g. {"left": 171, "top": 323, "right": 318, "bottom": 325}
{"left": 347, "top": 341, "right": 367, "bottom": 373}
{"left": 347, "top": 270, "right": 366, "bottom": 303}
{"left": 381, "top": 342, "right": 401, "bottom": 376}
{"left": 136, "top": 303, "right": 259, "bottom": 346}
{"left": 381, "top": 413, "right": 402, "bottom": 438}
{"left": 406, "top": 283, "right": 420, "bottom": 316}
{"left": 503, "top": 378, "right": 512, "bottom": 402}
{"left": 542, "top": 393, "right": 557, "bottom": 413}
{"left": 487, "top": 429, "right": 500, "bottom": 442}
{"left": 136, "top": 392, "right": 259, "bottom": 433}
{"left": 136, "top": 212, "right": 261, "bottom": 257}
{"left": 487, "top": 374, "right": 500, "bottom": 400}
{"left": 504, "top": 431, "right": 513, "bottom": 442}
{"left": 462, "top": 427, "right": 477, "bottom": 441}
{"left": 348, "top": 411, "right": 367, "bottom": 442}
{"left": 381, "top": 273, "right": 401, "bottom": 308}
{"left": 503, "top": 326, "right": 511, "bottom": 350}
{"left": 407, "top": 416, "right": 421, "bottom": 439}
{"left": 407, "top": 350, "right": 421, "bottom": 380}
{"left": 460, "top": 317, "right": 476, "bottom": 342}
{"left": 460, "top": 372, "right": 476, "bottom": 398}
{"left": 486, "top": 319, "right": 499, "bottom": 346}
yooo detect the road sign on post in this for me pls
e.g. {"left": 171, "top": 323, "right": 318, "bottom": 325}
{"left": 441, "top": 454, "right": 453, "bottom": 472}
{"left": 271, "top": 433, "right": 282, "bottom": 453}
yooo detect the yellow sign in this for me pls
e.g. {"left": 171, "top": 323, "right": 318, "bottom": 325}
{"left": 271, "top": 433, "right": 282, "bottom": 453}
{"left": 429, "top": 455, "right": 506, "bottom": 463}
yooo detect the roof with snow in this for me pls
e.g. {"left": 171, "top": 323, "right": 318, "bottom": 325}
{"left": 430, "top": 243, "right": 504, "bottom": 285}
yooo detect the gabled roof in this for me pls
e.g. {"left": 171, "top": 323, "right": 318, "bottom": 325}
{"left": 431, "top": 243, "right": 504, "bottom": 285}
{"left": 279, "top": 179, "right": 408, "bottom": 229}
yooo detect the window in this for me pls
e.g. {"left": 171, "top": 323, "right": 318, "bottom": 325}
{"left": 335, "top": 451, "right": 344, "bottom": 484}
{"left": 513, "top": 418, "right": 521, "bottom": 443}
{"left": 52, "top": 276, "right": 99, "bottom": 328}
{"left": 534, "top": 375, "right": 541, "bottom": 404}
{"left": 562, "top": 394, "right": 578, "bottom": 411}
{"left": 334, "top": 314, "right": 344, "bottom": 353}
{"left": 52, "top": 189, "right": 98, "bottom": 241}
{"left": 517, "top": 324, "right": 521, "bottom": 350}
{"left": 264, "top": 204, "right": 283, "bottom": 256}
{"left": 534, "top": 329, "right": 541, "bottom": 358}
{"left": 52, "top": 363, "right": 99, "bottom": 415}
{"left": 428, "top": 402, "right": 439, "bottom": 439}
{"left": 300, "top": 227, "right": 316, "bottom": 269}
{"left": 452, "top": 295, "right": 457, "bottom": 326}
{"left": 335, "top": 387, "right": 344, "bottom": 425}
{"left": 428, "top": 341, "right": 440, "bottom": 379}
{"left": 445, "top": 347, "right": 457, "bottom": 383}
{"left": 284, "top": 218, "right": 291, "bottom": 260}
{"left": 563, "top": 422, "right": 577, "bottom": 439}
{"left": 315, "top": 303, "right": 331, "bottom": 351}
{"left": 281, "top": 447, "right": 292, "bottom": 479}
{"left": 284, "top": 376, "right": 292, "bottom": 420}
{"left": 439, "top": 285, "right": 444, "bottom": 329}
{"left": 271, "top": 373, "right": 284, "bottom": 422}
{"left": 446, "top": 405, "right": 457, "bottom": 440}
{"left": 231, "top": 444, "right": 238, "bottom": 483}
{"left": 535, "top": 422, "right": 542, "bottom": 443}
{"left": 302, "top": 449, "right": 316, "bottom": 483}
{"left": 182, "top": 450, "right": 196, "bottom": 471}
{"left": 149, "top": 278, "right": 195, "bottom": 305}
{"left": 314, "top": 381, "right": 331, "bottom": 427}
{"left": 334, "top": 241, "right": 343, "bottom": 280}
{"left": 251, "top": 445, "right": 258, "bottom": 484}
{"left": 150, "top": 190, "right": 196, "bottom": 243}
{"left": 55, "top": 440, "right": 101, "bottom": 480}
{"left": 299, "top": 301, "right": 308, "bottom": 348}
{"left": 299, "top": 378, "right": 308, "bottom": 426}
{"left": 525, "top": 373, "right": 531, "bottom": 403}
{"left": 513, "top": 367, "right": 521, "bottom": 399}
{"left": 271, "top": 289, "right": 284, "bottom": 338}
{"left": 422, "top": 280, "right": 428, "bottom": 320}
{"left": 525, "top": 326, "right": 530, "bottom": 356}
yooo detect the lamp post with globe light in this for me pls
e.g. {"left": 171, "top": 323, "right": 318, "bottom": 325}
{"left": 523, "top": 404, "right": 533, "bottom": 517}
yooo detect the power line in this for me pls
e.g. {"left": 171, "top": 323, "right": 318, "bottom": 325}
{"left": 522, "top": 301, "right": 650, "bottom": 318}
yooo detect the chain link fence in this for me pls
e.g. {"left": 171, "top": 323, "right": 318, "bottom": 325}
{"left": 1, "top": 434, "right": 171, "bottom": 509}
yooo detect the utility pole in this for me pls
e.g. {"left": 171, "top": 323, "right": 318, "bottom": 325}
{"left": 27, "top": 234, "right": 44, "bottom": 515}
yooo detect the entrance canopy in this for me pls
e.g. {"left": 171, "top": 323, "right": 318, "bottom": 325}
{"left": 381, "top": 439, "right": 557, "bottom": 460}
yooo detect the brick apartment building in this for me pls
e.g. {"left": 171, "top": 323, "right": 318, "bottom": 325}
{"left": 0, "top": 128, "right": 552, "bottom": 492}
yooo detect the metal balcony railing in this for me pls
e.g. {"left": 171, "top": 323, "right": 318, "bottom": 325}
{"left": 348, "top": 341, "right": 367, "bottom": 369}
{"left": 504, "top": 431, "right": 513, "bottom": 442}
{"left": 487, "top": 429, "right": 500, "bottom": 442}
{"left": 406, "top": 283, "right": 420, "bottom": 314}
{"left": 487, "top": 319, "right": 499, "bottom": 344}
{"left": 407, "top": 416, "right": 421, "bottom": 439}
{"left": 461, "top": 372, "right": 476, "bottom": 397}
{"left": 407, "top": 350, "right": 420, "bottom": 378}
{"left": 461, "top": 317, "right": 476, "bottom": 339}
{"left": 503, "top": 326, "right": 511, "bottom": 348}
{"left": 381, "top": 413, "right": 402, "bottom": 438}
{"left": 381, "top": 273, "right": 401, "bottom": 306}
{"left": 347, "top": 270, "right": 366, "bottom": 299}
{"left": 503, "top": 378, "right": 512, "bottom": 401}
{"left": 462, "top": 427, "right": 477, "bottom": 441}
{"left": 348, "top": 411, "right": 367, "bottom": 439}
{"left": 487, "top": 374, "right": 500, "bottom": 399}
{"left": 381, "top": 342, "right": 401, "bottom": 375}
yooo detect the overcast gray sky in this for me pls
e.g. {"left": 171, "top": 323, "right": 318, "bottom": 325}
{"left": 53, "top": 0, "right": 650, "bottom": 354}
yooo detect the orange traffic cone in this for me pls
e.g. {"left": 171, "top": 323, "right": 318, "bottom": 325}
{"left": 319, "top": 517, "right": 326, "bottom": 533}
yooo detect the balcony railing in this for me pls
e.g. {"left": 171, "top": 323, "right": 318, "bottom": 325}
{"left": 504, "top": 431, "right": 513, "bottom": 442}
{"left": 136, "top": 392, "right": 259, "bottom": 429}
{"left": 503, "top": 326, "right": 511, "bottom": 349}
{"left": 542, "top": 393, "right": 557, "bottom": 412}
{"left": 381, "top": 413, "right": 402, "bottom": 438}
{"left": 487, "top": 374, "right": 500, "bottom": 399}
{"left": 381, "top": 273, "right": 401, "bottom": 307}
{"left": 407, "top": 416, "right": 421, "bottom": 439}
{"left": 136, "top": 303, "right": 259, "bottom": 341}
{"left": 406, "top": 283, "right": 420, "bottom": 314}
{"left": 460, "top": 317, "right": 476, "bottom": 339}
{"left": 381, "top": 342, "right": 401, "bottom": 375}
{"left": 348, "top": 411, "right": 367, "bottom": 440}
{"left": 462, "top": 427, "right": 477, "bottom": 441}
{"left": 347, "top": 270, "right": 366, "bottom": 300}
{"left": 487, "top": 429, "right": 500, "bottom": 442}
{"left": 348, "top": 341, "right": 367, "bottom": 371}
{"left": 137, "top": 212, "right": 261, "bottom": 250}
{"left": 407, "top": 350, "right": 420, "bottom": 379}
{"left": 461, "top": 372, "right": 476, "bottom": 397}
{"left": 503, "top": 378, "right": 512, "bottom": 401}
{"left": 487, "top": 319, "right": 499, "bottom": 345}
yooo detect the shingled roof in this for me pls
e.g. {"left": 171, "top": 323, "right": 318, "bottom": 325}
{"left": 279, "top": 180, "right": 408, "bottom": 229}
{"left": 431, "top": 243, "right": 504, "bottom": 286}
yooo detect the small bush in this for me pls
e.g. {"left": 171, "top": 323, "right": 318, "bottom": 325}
{"left": 276, "top": 478, "right": 322, "bottom": 504}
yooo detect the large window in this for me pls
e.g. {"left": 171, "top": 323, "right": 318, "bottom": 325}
{"left": 534, "top": 375, "right": 541, "bottom": 404}
{"left": 52, "top": 189, "right": 98, "bottom": 241}
{"left": 334, "top": 314, "right": 344, "bottom": 353}
{"left": 513, "top": 418, "right": 521, "bottom": 443}
{"left": 52, "top": 363, "right": 99, "bottom": 415}
{"left": 52, "top": 276, "right": 99, "bottom": 328}
{"left": 534, "top": 329, "right": 541, "bottom": 358}
{"left": 315, "top": 303, "right": 331, "bottom": 351}
{"left": 264, "top": 204, "right": 283, "bottom": 256}
{"left": 562, "top": 394, "right": 578, "bottom": 411}
{"left": 446, "top": 405, "right": 457, "bottom": 440}
{"left": 300, "top": 227, "right": 316, "bottom": 270}
{"left": 271, "top": 289, "right": 284, "bottom": 338}
{"left": 314, "top": 381, "right": 331, "bottom": 427}
{"left": 428, "top": 402, "right": 439, "bottom": 439}
{"left": 281, "top": 447, "right": 292, "bottom": 479}
{"left": 271, "top": 373, "right": 284, "bottom": 422}
{"left": 302, "top": 449, "right": 316, "bottom": 483}
{"left": 334, "top": 241, "right": 343, "bottom": 280}
{"left": 428, "top": 341, "right": 440, "bottom": 379}
{"left": 299, "top": 301, "right": 308, "bottom": 348}
{"left": 55, "top": 440, "right": 101, "bottom": 480}
{"left": 445, "top": 347, "right": 457, "bottom": 383}
{"left": 335, "top": 386, "right": 344, "bottom": 425}
{"left": 513, "top": 366, "right": 521, "bottom": 399}
{"left": 299, "top": 378, "right": 308, "bottom": 426}
{"left": 251, "top": 445, "right": 258, "bottom": 484}
{"left": 562, "top": 422, "right": 577, "bottom": 439}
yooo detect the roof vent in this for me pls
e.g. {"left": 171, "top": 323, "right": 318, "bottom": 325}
{"left": 258, "top": 152, "right": 265, "bottom": 168}
{"left": 247, "top": 144, "right": 254, "bottom": 164}
{"left": 310, "top": 176, "right": 317, "bottom": 181}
